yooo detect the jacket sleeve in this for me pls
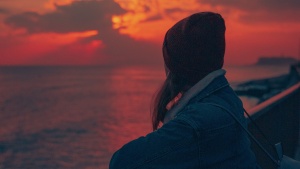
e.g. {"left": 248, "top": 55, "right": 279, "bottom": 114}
{"left": 109, "top": 117, "right": 197, "bottom": 169}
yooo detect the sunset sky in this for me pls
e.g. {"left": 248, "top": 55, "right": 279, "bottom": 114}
{"left": 0, "top": 0, "right": 299, "bottom": 66}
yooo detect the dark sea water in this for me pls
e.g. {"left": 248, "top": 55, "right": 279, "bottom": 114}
{"left": 0, "top": 65, "right": 290, "bottom": 169}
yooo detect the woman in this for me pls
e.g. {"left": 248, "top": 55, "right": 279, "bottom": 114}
{"left": 110, "top": 12, "right": 260, "bottom": 169}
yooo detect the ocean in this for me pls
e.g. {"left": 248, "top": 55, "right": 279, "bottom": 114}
{"left": 0, "top": 65, "right": 290, "bottom": 169}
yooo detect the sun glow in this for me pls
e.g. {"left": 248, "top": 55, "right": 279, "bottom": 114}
{"left": 112, "top": 0, "right": 216, "bottom": 42}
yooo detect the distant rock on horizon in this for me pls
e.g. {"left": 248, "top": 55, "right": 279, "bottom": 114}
{"left": 256, "top": 56, "right": 299, "bottom": 65}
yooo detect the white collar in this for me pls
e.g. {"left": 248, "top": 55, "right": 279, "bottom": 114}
{"left": 163, "top": 69, "right": 226, "bottom": 123}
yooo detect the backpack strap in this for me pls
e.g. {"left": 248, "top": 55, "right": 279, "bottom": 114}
{"left": 206, "top": 103, "right": 280, "bottom": 166}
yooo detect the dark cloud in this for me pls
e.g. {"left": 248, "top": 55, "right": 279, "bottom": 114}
{"left": 163, "top": 8, "right": 198, "bottom": 20}
{"left": 164, "top": 8, "right": 185, "bottom": 15}
{"left": 97, "top": 29, "right": 162, "bottom": 66}
{"left": 200, "top": 0, "right": 300, "bottom": 11}
{"left": 143, "top": 5, "right": 151, "bottom": 13}
{"left": 4, "top": 0, "right": 126, "bottom": 33}
{"left": 0, "top": 7, "right": 9, "bottom": 14}
{"left": 238, "top": 10, "right": 300, "bottom": 23}
{"left": 199, "top": 0, "right": 300, "bottom": 23}
{"left": 141, "top": 14, "right": 162, "bottom": 22}
{"left": 3, "top": 0, "right": 163, "bottom": 66}
{"left": 33, "top": 30, "right": 162, "bottom": 66}
{"left": 5, "top": 12, "right": 41, "bottom": 32}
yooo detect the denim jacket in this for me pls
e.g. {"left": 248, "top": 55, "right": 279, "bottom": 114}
{"left": 109, "top": 69, "right": 260, "bottom": 169}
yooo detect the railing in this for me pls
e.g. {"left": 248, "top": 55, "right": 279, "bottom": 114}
{"left": 246, "top": 82, "right": 300, "bottom": 169}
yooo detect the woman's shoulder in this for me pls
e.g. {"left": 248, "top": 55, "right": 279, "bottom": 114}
{"left": 176, "top": 101, "right": 239, "bottom": 131}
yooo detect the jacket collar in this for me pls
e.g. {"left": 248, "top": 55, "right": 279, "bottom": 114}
{"left": 163, "top": 69, "right": 227, "bottom": 124}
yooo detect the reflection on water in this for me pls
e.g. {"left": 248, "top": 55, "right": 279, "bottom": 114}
{"left": 0, "top": 66, "right": 164, "bottom": 169}
{"left": 104, "top": 67, "right": 162, "bottom": 153}
{"left": 0, "top": 65, "right": 289, "bottom": 168}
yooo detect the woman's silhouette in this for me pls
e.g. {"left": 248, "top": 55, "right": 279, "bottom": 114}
{"left": 110, "top": 12, "right": 260, "bottom": 169}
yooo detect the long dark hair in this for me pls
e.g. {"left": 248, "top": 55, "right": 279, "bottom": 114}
{"left": 151, "top": 73, "right": 192, "bottom": 131}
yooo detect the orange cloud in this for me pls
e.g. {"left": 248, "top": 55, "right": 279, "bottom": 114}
{"left": 1, "top": 0, "right": 164, "bottom": 66}
{"left": 0, "top": 0, "right": 299, "bottom": 66}
{"left": 112, "top": 0, "right": 209, "bottom": 41}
